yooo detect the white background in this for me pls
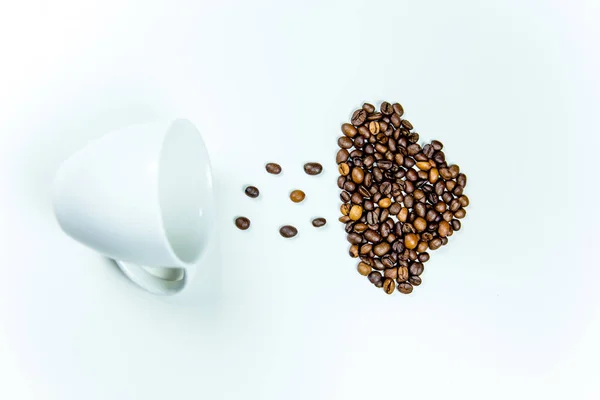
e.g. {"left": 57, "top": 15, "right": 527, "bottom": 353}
{"left": 1, "top": 0, "right": 599, "bottom": 399}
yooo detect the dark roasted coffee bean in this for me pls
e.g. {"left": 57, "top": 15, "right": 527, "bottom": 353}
{"left": 378, "top": 160, "right": 393, "bottom": 170}
{"left": 380, "top": 181, "right": 392, "bottom": 195}
{"left": 372, "top": 168, "right": 383, "bottom": 182}
{"left": 373, "top": 259, "right": 385, "bottom": 271}
{"left": 368, "top": 271, "right": 383, "bottom": 286}
{"left": 375, "top": 143, "right": 387, "bottom": 154}
{"left": 383, "top": 278, "right": 395, "bottom": 294}
{"left": 354, "top": 135, "right": 366, "bottom": 148}
{"left": 409, "top": 275, "right": 422, "bottom": 286}
{"left": 450, "top": 199, "right": 461, "bottom": 212}
{"left": 434, "top": 181, "right": 445, "bottom": 196}
{"left": 418, "top": 252, "right": 430, "bottom": 263}
{"left": 406, "top": 169, "right": 418, "bottom": 181}
{"left": 415, "top": 154, "right": 429, "bottom": 163}
{"left": 433, "top": 151, "right": 446, "bottom": 164}
{"left": 364, "top": 155, "right": 375, "bottom": 167}
{"left": 363, "top": 103, "right": 376, "bottom": 113}
{"left": 442, "top": 192, "right": 454, "bottom": 204}
{"left": 341, "top": 123, "right": 358, "bottom": 137}
{"left": 453, "top": 186, "right": 464, "bottom": 196}
{"left": 351, "top": 109, "right": 367, "bottom": 126}
{"left": 347, "top": 233, "right": 362, "bottom": 245}
{"left": 429, "top": 238, "right": 442, "bottom": 250}
{"left": 364, "top": 229, "right": 381, "bottom": 243}
{"left": 244, "top": 186, "right": 259, "bottom": 198}
{"left": 398, "top": 282, "right": 413, "bottom": 294}
{"left": 339, "top": 215, "right": 351, "bottom": 223}
{"left": 340, "top": 191, "right": 351, "bottom": 202}
{"left": 336, "top": 149, "right": 350, "bottom": 164}
{"left": 404, "top": 194, "right": 414, "bottom": 208}
{"left": 354, "top": 223, "right": 368, "bottom": 233}
{"left": 351, "top": 192, "right": 363, "bottom": 204}
{"left": 391, "top": 103, "right": 404, "bottom": 116}
{"left": 431, "top": 140, "right": 443, "bottom": 151}
{"left": 401, "top": 119, "right": 413, "bottom": 130}
{"left": 358, "top": 185, "right": 370, "bottom": 198}
{"left": 449, "top": 164, "right": 460, "bottom": 179}
{"left": 459, "top": 195, "right": 470, "bottom": 207}
{"left": 380, "top": 223, "right": 391, "bottom": 238}
{"left": 389, "top": 202, "right": 401, "bottom": 215}
{"left": 265, "top": 163, "right": 282, "bottom": 174}
{"left": 235, "top": 217, "right": 250, "bottom": 230}
{"left": 451, "top": 219, "right": 461, "bottom": 231}
{"left": 423, "top": 144, "right": 434, "bottom": 158}
{"left": 405, "top": 181, "right": 415, "bottom": 193}
{"left": 457, "top": 173, "right": 467, "bottom": 188}
{"left": 364, "top": 143, "right": 374, "bottom": 154}
{"left": 337, "top": 176, "right": 346, "bottom": 189}
{"left": 280, "top": 225, "right": 298, "bottom": 238}
{"left": 372, "top": 193, "right": 382, "bottom": 203}
{"left": 367, "top": 112, "right": 382, "bottom": 121}
{"left": 426, "top": 209, "right": 438, "bottom": 222}
{"left": 417, "top": 170, "right": 429, "bottom": 180}
{"left": 384, "top": 267, "right": 398, "bottom": 280}
{"left": 364, "top": 200, "right": 374, "bottom": 211}
{"left": 408, "top": 132, "right": 420, "bottom": 143}
{"left": 338, "top": 136, "right": 353, "bottom": 149}
{"left": 414, "top": 203, "right": 426, "bottom": 217}
{"left": 380, "top": 101, "right": 394, "bottom": 115}
{"left": 304, "top": 163, "right": 323, "bottom": 176}
{"left": 345, "top": 221, "right": 354, "bottom": 233}
{"left": 403, "top": 157, "right": 415, "bottom": 168}
{"left": 344, "top": 181, "right": 357, "bottom": 192}
{"left": 443, "top": 210, "right": 454, "bottom": 222}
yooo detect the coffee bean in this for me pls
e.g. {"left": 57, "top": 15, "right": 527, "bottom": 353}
{"left": 373, "top": 259, "right": 385, "bottom": 271}
{"left": 429, "top": 168, "right": 439, "bottom": 184}
{"left": 398, "top": 282, "right": 413, "bottom": 294}
{"left": 343, "top": 181, "right": 356, "bottom": 193}
{"left": 384, "top": 267, "right": 398, "bottom": 280}
{"left": 368, "top": 121, "right": 381, "bottom": 134}
{"left": 364, "top": 200, "right": 374, "bottom": 211}
{"left": 265, "top": 163, "right": 282, "bottom": 174}
{"left": 336, "top": 149, "right": 350, "bottom": 164}
{"left": 404, "top": 233, "right": 419, "bottom": 250}
{"left": 453, "top": 186, "right": 464, "bottom": 196}
{"left": 457, "top": 173, "right": 467, "bottom": 188}
{"left": 312, "top": 218, "right": 327, "bottom": 227}
{"left": 378, "top": 160, "right": 393, "bottom": 170}
{"left": 349, "top": 244, "right": 359, "bottom": 258}
{"left": 367, "top": 112, "right": 382, "bottom": 121}
{"left": 430, "top": 140, "right": 442, "bottom": 151}
{"left": 341, "top": 123, "right": 358, "bottom": 138}
{"left": 235, "top": 217, "right": 250, "bottom": 230}
{"left": 409, "top": 276, "right": 422, "bottom": 286}
{"left": 352, "top": 167, "right": 365, "bottom": 184}
{"left": 410, "top": 262, "right": 424, "bottom": 276}
{"left": 354, "top": 223, "right": 368, "bottom": 233}
{"left": 404, "top": 194, "right": 415, "bottom": 208}
{"left": 347, "top": 233, "right": 362, "bottom": 245}
{"left": 360, "top": 244, "right": 373, "bottom": 255}
{"left": 433, "top": 151, "right": 446, "bottom": 165}
{"left": 383, "top": 278, "right": 395, "bottom": 294}
{"left": 406, "top": 169, "right": 418, "bottom": 182}
{"left": 414, "top": 217, "right": 427, "bottom": 232}
{"left": 374, "top": 242, "right": 391, "bottom": 256}
{"left": 345, "top": 221, "right": 355, "bottom": 233}
{"left": 398, "top": 207, "right": 408, "bottom": 222}
{"left": 378, "top": 198, "right": 392, "bottom": 208}
{"left": 401, "top": 119, "right": 413, "bottom": 130}
{"left": 338, "top": 163, "right": 350, "bottom": 176}
{"left": 340, "top": 203, "right": 351, "bottom": 216}
{"left": 441, "top": 237, "right": 449, "bottom": 245}
{"left": 414, "top": 203, "right": 427, "bottom": 218}
{"left": 304, "top": 162, "right": 323, "bottom": 175}
{"left": 338, "top": 136, "right": 353, "bottom": 149}
{"left": 451, "top": 219, "right": 461, "bottom": 231}
{"left": 396, "top": 266, "right": 409, "bottom": 283}
{"left": 429, "top": 238, "right": 443, "bottom": 250}
{"left": 408, "top": 132, "right": 420, "bottom": 143}
{"left": 442, "top": 210, "right": 454, "bottom": 222}
{"left": 351, "top": 109, "right": 367, "bottom": 126}
{"left": 449, "top": 164, "right": 460, "bottom": 179}
{"left": 368, "top": 271, "right": 383, "bottom": 287}
{"left": 454, "top": 208, "right": 466, "bottom": 219}
{"left": 404, "top": 157, "right": 415, "bottom": 168}
{"left": 459, "top": 195, "right": 470, "bottom": 207}
{"left": 362, "top": 103, "right": 376, "bottom": 113}
{"left": 280, "top": 225, "right": 298, "bottom": 238}
{"left": 290, "top": 190, "right": 306, "bottom": 203}
{"left": 364, "top": 229, "right": 382, "bottom": 243}
{"left": 244, "top": 186, "right": 259, "bottom": 198}
{"left": 349, "top": 205, "right": 364, "bottom": 221}
{"left": 357, "top": 262, "right": 372, "bottom": 276}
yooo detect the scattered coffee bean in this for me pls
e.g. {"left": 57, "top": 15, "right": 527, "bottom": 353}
{"left": 358, "top": 262, "right": 372, "bottom": 276}
{"left": 235, "top": 217, "right": 251, "bottom": 230}
{"left": 290, "top": 190, "right": 306, "bottom": 203}
{"left": 279, "top": 225, "right": 298, "bottom": 238}
{"left": 383, "top": 278, "right": 395, "bottom": 294}
{"left": 304, "top": 162, "right": 323, "bottom": 175}
{"left": 398, "top": 282, "right": 413, "bottom": 294}
{"left": 265, "top": 163, "right": 282, "bottom": 175}
{"left": 312, "top": 218, "right": 327, "bottom": 227}
{"left": 244, "top": 186, "right": 259, "bottom": 198}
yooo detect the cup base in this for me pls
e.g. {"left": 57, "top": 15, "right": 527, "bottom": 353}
{"left": 114, "top": 260, "right": 187, "bottom": 295}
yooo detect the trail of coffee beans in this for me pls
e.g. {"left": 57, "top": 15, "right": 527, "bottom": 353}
{"left": 337, "top": 101, "right": 469, "bottom": 295}
{"left": 235, "top": 162, "right": 326, "bottom": 238}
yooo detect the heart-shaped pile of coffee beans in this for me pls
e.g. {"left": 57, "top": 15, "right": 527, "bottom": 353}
{"left": 337, "top": 101, "right": 469, "bottom": 295}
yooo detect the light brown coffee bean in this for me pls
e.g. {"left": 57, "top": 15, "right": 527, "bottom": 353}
{"left": 378, "top": 198, "right": 392, "bottom": 208}
{"left": 341, "top": 123, "right": 358, "bottom": 138}
{"left": 352, "top": 167, "right": 365, "bottom": 184}
{"left": 397, "top": 266, "right": 409, "bottom": 282}
{"left": 383, "top": 278, "right": 395, "bottom": 294}
{"left": 414, "top": 217, "right": 427, "bottom": 232}
{"left": 374, "top": 242, "right": 391, "bottom": 256}
{"left": 438, "top": 220, "right": 451, "bottom": 237}
{"left": 338, "top": 163, "right": 350, "bottom": 176}
{"left": 290, "top": 190, "right": 306, "bottom": 203}
{"left": 404, "top": 233, "right": 419, "bottom": 250}
{"left": 349, "top": 205, "right": 364, "bottom": 221}
{"left": 398, "top": 207, "right": 409, "bottom": 222}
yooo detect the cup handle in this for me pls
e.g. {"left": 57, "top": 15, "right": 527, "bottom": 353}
{"left": 114, "top": 260, "right": 189, "bottom": 295}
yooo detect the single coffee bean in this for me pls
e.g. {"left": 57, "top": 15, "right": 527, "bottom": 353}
{"left": 368, "top": 121, "right": 381, "bottom": 134}
{"left": 349, "top": 244, "right": 359, "bottom": 257}
{"left": 422, "top": 232, "right": 434, "bottom": 242}
{"left": 339, "top": 215, "right": 351, "bottom": 223}
{"left": 364, "top": 229, "right": 382, "bottom": 243}
{"left": 449, "top": 164, "right": 460, "bottom": 179}
{"left": 336, "top": 149, "right": 350, "bottom": 164}
{"left": 265, "top": 163, "right": 282, "bottom": 174}
{"left": 437, "top": 221, "right": 451, "bottom": 237}
{"left": 384, "top": 267, "right": 398, "bottom": 280}
{"left": 408, "top": 132, "right": 420, "bottom": 143}
{"left": 418, "top": 252, "right": 430, "bottom": 263}
{"left": 349, "top": 205, "right": 364, "bottom": 221}
{"left": 235, "top": 217, "right": 251, "bottom": 230}
{"left": 304, "top": 162, "right": 323, "bottom": 175}
{"left": 449, "top": 198, "right": 461, "bottom": 212}
{"left": 433, "top": 151, "right": 446, "bottom": 164}
{"left": 429, "top": 168, "right": 439, "bottom": 184}
{"left": 378, "top": 198, "right": 392, "bottom": 208}
{"left": 343, "top": 181, "right": 357, "bottom": 192}
{"left": 442, "top": 192, "right": 453, "bottom": 204}
{"left": 351, "top": 109, "right": 367, "bottom": 126}
{"left": 290, "top": 190, "right": 306, "bottom": 203}
{"left": 350, "top": 192, "right": 363, "bottom": 205}
{"left": 362, "top": 103, "right": 376, "bottom": 113}
{"left": 429, "top": 238, "right": 443, "bottom": 250}
{"left": 347, "top": 233, "right": 362, "bottom": 245}
{"left": 414, "top": 217, "right": 427, "bottom": 232}
{"left": 367, "top": 112, "right": 383, "bottom": 121}
{"left": 398, "top": 207, "right": 409, "bottom": 222}
{"left": 439, "top": 168, "right": 452, "bottom": 180}
{"left": 410, "top": 262, "right": 424, "bottom": 276}
{"left": 442, "top": 210, "right": 454, "bottom": 222}
{"left": 372, "top": 192, "right": 382, "bottom": 203}
{"left": 446, "top": 180, "right": 456, "bottom": 192}
{"left": 383, "top": 278, "right": 395, "bottom": 294}
{"left": 414, "top": 203, "right": 427, "bottom": 218}
{"left": 435, "top": 202, "right": 446, "bottom": 213}
{"left": 352, "top": 167, "right": 365, "bottom": 184}
{"left": 398, "top": 282, "right": 413, "bottom": 294}
{"left": 407, "top": 144, "right": 420, "bottom": 156}
{"left": 416, "top": 161, "right": 431, "bottom": 171}
{"left": 404, "top": 233, "right": 419, "bottom": 250}
{"left": 409, "top": 275, "right": 422, "bottom": 286}
{"left": 312, "top": 218, "right": 327, "bottom": 227}
{"left": 341, "top": 123, "right": 358, "bottom": 138}
{"left": 457, "top": 173, "right": 467, "bottom": 188}
{"left": 454, "top": 208, "right": 466, "bottom": 219}
{"left": 453, "top": 186, "right": 464, "bottom": 196}
{"left": 357, "top": 262, "right": 372, "bottom": 276}
{"left": 441, "top": 237, "right": 449, "bottom": 245}
{"left": 340, "top": 203, "right": 351, "bottom": 216}
{"left": 404, "top": 157, "right": 415, "bottom": 168}
{"left": 390, "top": 113, "right": 401, "bottom": 128}
{"left": 431, "top": 140, "right": 443, "bottom": 151}
{"left": 364, "top": 200, "right": 374, "bottom": 211}
{"left": 244, "top": 186, "right": 259, "bottom": 198}
{"left": 423, "top": 144, "right": 434, "bottom": 158}
{"left": 360, "top": 244, "right": 373, "bottom": 255}
{"left": 404, "top": 194, "right": 415, "bottom": 208}
{"left": 354, "top": 135, "right": 366, "bottom": 148}
{"left": 378, "top": 160, "right": 393, "bottom": 170}
{"left": 390, "top": 102, "right": 403, "bottom": 116}
{"left": 459, "top": 195, "right": 470, "bottom": 207}
{"left": 338, "top": 136, "right": 353, "bottom": 149}
{"left": 337, "top": 176, "right": 346, "bottom": 189}
{"left": 389, "top": 202, "right": 401, "bottom": 215}
{"left": 451, "top": 219, "right": 461, "bottom": 231}
{"left": 373, "top": 259, "right": 385, "bottom": 271}
{"left": 397, "top": 266, "right": 409, "bottom": 282}
{"left": 406, "top": 169, "right": 418, "bottom": 182}
{"left": 279, "top": 225, "right": 298, "bottom": 238}
{"left": 368, "top": 271, "right": 383, "bottom": 286}
{"left": 401, "top": 119, "right": 413, "bottom": 130}
{"left": 354, "top": 223, "right": 368, "bottom": 233}
{"left": 381, "top": 256, "right": 394, "bottom": 269}
{"left": 374, "top": 242, "right": 391, "bottom": 256}
{"left": 345, "top": 222, "right": 355, "bottom": 233}
{"left": 338, "top": 163, "right": 350, "bottom": 176}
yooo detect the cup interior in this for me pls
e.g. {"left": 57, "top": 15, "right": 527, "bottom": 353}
{"left": 158, "top": 119, "right": 211, "bottom": 265}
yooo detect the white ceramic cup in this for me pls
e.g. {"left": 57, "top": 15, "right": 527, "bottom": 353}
{"left": 53, "top": 118, "right": 214, "bottom": 295}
